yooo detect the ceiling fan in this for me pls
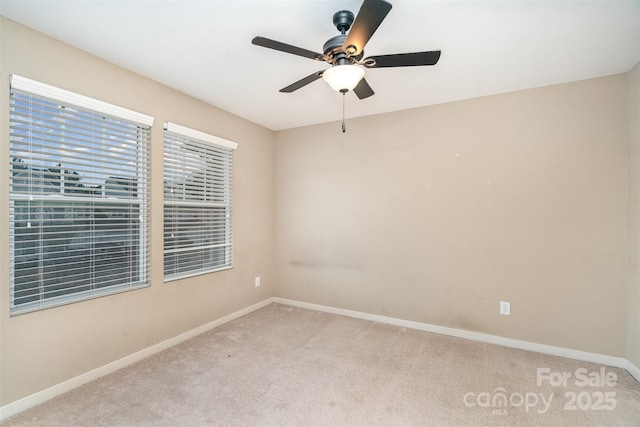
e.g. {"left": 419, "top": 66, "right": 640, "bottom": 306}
{"left": 251, "top": 0, "right": 441, "bottom": 99}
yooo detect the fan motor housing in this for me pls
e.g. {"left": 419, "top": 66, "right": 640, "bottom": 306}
{"left": 323, "top": 34, "right": 363, "bottom": 65}
{"left": 323, "top": 34, "right": 347, "bottom": 56}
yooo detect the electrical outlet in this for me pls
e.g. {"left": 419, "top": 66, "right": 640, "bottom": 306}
{"left": 255, "top": 276, "right": 261, "bottom": 288}
{"left": 500, "top": 301, "right": 510, "bottom": 316}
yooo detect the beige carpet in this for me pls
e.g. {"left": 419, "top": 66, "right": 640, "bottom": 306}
{"left": 2, "top": 303, "right": 640, "bottom": 426}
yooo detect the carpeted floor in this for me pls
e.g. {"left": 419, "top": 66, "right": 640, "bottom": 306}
{"left": 2, "top": 303, "right": 640, "bottom": 426}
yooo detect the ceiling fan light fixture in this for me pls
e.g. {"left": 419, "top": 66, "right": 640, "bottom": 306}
{"left": 322, "top": 64, "right": 365, "bottom": 93}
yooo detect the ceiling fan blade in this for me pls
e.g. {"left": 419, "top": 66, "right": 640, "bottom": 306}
{"left": 252, "top": 36, "right": 325, "bottom": 61}
{"left": 365, "top": 51, "right": 441, "bottom": 68}
{"left": 280, "top": 71, "right": 324, "bottom": 93}
{"left": 342, "top": 0, "right": 392, "bottom": 57}
{"left": 353, "top": 78, "right": 374, "bottom": 99}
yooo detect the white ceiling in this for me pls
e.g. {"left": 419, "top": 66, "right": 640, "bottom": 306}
{"left": 1, "top": 0, "right": 639, "bottom": 131}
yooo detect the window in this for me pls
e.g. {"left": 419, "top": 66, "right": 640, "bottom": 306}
{"left": 163, "top": 122, "right": 237, "bottom": 281}
{"left": 9, "top": 75, "right": 152, "bottom": 315}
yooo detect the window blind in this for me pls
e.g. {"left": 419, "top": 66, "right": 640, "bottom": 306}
{"left": 9, "top": 76, "right": 151, "bottom": 315}
{"left": 163, "top": 122, "right": 236, "bottom": 281}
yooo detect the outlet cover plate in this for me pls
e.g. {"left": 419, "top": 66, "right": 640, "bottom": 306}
{"left": 500, "top": 301, "right": 510, "bottom": 316}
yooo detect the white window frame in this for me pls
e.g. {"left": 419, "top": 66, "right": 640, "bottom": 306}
{"left": 163, "top": 122, "right": 237, "bottom": 282}
{"left": 8, "top": 75, "right": 153, "bottom": 315}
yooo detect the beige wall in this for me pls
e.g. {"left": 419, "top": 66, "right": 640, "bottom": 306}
{"left": 628, "top": 61, "right": 640, "bottom": 369}
{"left": 275, "top": 74, "right": 629, "bottom": 357}
{"left": 0, "top": 17, "right": 275, "bottom": 406}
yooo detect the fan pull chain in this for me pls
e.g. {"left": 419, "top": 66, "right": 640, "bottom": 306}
{"left": 342, "top": 93, "right": 346, "bottom": 133}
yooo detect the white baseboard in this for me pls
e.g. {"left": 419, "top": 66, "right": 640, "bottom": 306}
{"left": 623, "top": 358, "right": 640, "bottom": 383}
{"left": 0, "top": 297, "right": 276, "bottom": 421}
{"left": 273, "top": 297, "right": 640, "bottom": 384}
